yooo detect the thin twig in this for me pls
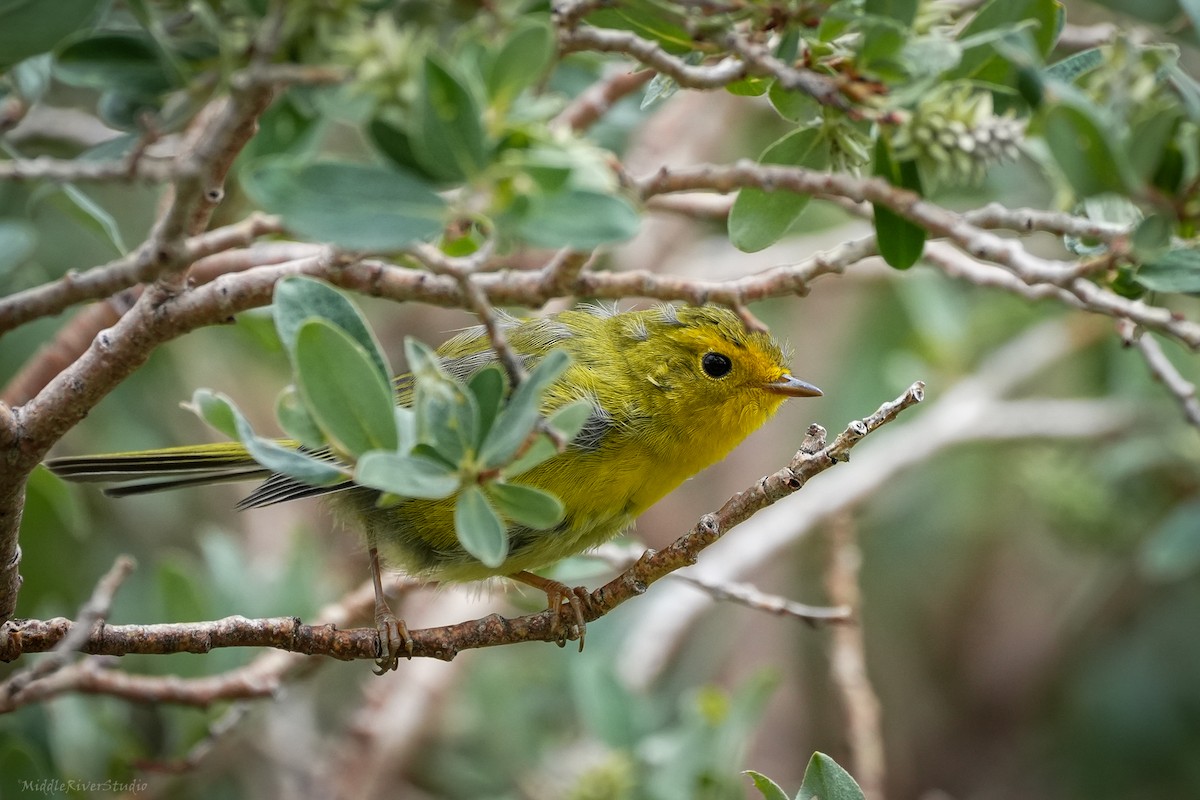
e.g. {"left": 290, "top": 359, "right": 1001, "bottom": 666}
{"left": 673, "top": 574, "right": 851, "bottom": 624}
{"left": 1134, "top": 331, "right": 1200, "bottom": 428}
{"left": 0, "top": 555, "right": 135, "bottom": 711}
{"left": 1, "top": 386, "right": 924, "bottom": 666}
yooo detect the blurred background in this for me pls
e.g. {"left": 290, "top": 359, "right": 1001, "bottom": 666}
{"left": 3, "top": 1, "right": 1200, "bottom": 799}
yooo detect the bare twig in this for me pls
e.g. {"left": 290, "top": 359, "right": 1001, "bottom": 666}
{"left": 0, "top": 555, "right": 135, "bottom": 711}
{"left": 552, "top": 68, "right": 655, "bottom": 133}
{"left": 673, "top": 574, "right": 851, "bottom": 624}
{"left": 826, "top": 513, "right": 886, "bottom": 800}
{"left": 1134, "top": 331, "right": 1200, "bottom": 428}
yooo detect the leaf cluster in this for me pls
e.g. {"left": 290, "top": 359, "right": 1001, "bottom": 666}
{"left": 189, "top": 277, "right": 590, "bottom": 568}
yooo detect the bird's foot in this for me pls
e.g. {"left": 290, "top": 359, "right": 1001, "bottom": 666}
{"left": 510, "top": 570, "right": 593, "bottom": 651}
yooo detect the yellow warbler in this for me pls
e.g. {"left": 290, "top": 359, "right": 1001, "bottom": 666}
{"left": 47, "top": 303, "right": 820, "bottom": 665}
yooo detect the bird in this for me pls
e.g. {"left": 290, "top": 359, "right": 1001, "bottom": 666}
{"left": 46, "top": 303, "right": 821, "bottom": 669}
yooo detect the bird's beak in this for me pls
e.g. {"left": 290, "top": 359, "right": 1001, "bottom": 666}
{"left": 765, "top": 373, "right": 823, "bottom": 397}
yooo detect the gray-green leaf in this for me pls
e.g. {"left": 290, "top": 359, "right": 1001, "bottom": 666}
{"left": 487, "top": 482, "right": 564, "bottom": 530}
{"left": 455, "top": 485, "right": 508, "bottom": 567}
{"left": 729, "top": 127, "right": 830, "bottom": 253}
{"left": 355, "top": 452, "right": 459, "bottom": 500}
{"left": 242, "top": 158, "right": 446, "bottom": 250}
{"left": 295, "top": 318, "right": 399, "bottom": 457}
{"left": 273, "top": 276, "right": 391, "bottom": 383}
{"left": 797, "top": 753, "right": 866, "bottom": 800}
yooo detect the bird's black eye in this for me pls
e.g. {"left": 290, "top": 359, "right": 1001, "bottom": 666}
{"left": 701, "top": 352, "right": 732, "bottom": 378}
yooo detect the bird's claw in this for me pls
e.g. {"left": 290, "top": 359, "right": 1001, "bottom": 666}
{"left": 373, "top": 610, "right": 413, "bottom": 675}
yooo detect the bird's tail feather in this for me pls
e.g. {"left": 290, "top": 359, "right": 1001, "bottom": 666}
{"left": 44, "top": 443, "right": 271, "bottom": 498}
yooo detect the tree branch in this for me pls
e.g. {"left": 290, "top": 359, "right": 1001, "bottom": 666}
{"left": 0, "top": 385, "right": 923, "bottom": 672}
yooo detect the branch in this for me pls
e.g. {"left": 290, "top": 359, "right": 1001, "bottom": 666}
{"left": 617, "top": 319, "right": 1134, "bottom": 687}
{"left": 825, "top": 513, "right": 886, "bottom": 800}
{"left": 0, "top": 213, "right": 284, "bottom": 336}
{"left": 0, "top": 385, "right": 924, "bottom": 667}
{"left": 673, "top": 574, "right": 851, "bottom": 625}
{"left": 635, "top": 162, "right": 1200, "bottom": 348}
{"left": 1134, "top": 331, "right": 1200, "bottom": 428}
{"left": 0, "top": 555, "right": 135, "bottom": 712}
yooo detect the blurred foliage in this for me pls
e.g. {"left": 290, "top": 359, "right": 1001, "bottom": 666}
{"left": 3, "top": 0, "right": 1200, "bottom": 799}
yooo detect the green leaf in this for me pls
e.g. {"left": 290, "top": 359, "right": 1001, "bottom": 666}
{"left": 481, "top": 349, "right": 571, "bottom": 469}
{"left": 797, "top": 753, "right": 866, "bottom": 800}
{"left": 1181, "top": 0, "right": 1200, "bottom": 45}
{"left": 406, "top": 338, "right": 478, "bottom": 465}
{"left": 1041, "top": 96, "right": 1132, "bottom": 198}
{"left": 1138, "top": 498, "right": 1200, "bottom": 582}
{"left": 1127, "top": 109, "right": 1182, "bottom": 183}
{"left": 54, "top": 32, "right": 178, "bottom": 96}
{"left": 584, "top": 0, "right": 694, "bottom": 55}
{"left": 355, "top": 452, "right": 459, "bottom": 500}
{"left": 189, "top": 389, "right": 345, "bottom": 485}
{"left": 1130, "top": 214, "right": 1172, "bottom": 260}
{"left": 486, "top": 18, "right": 554, "bottom": 109}
{"left": 273, "top": 276, "right": 391, "bottom": 383}
{"left": 1043, "top": 47, "right": 1103, "bottom": 83}
{"left": 487, "top": 482, "right": 564, "bottom": 529}
{"left": 501, "top": 436, "right": 558, "bottom": 477}
{"left": 0, "top": 219, "right": 37, "bottom": 277}
{"left": 725, "top": 76, "right": 769, "bottom": 97}
{"left": 455, "top": 484, "right": 508, "bottom": 567}
{"left": 767, "top": 80, "right": 819, "bottom": 123}
{"left": 953, "top": 0, "right": 1060, "bottom": 83}
{"left": 729, "top": 127, "right": 830, "bottom": 252}
{"left": 743, "top": 771, "right": 789, "bottom": 800}
{"left": 190, "top": 388, "right": 238, "bottom": 440}
{"left": 872, "top": 136, "right": 926, "bottom": 269}
{"left": 857, "top": 15, "right": 909, "bottom": 78}
{"left": 275, "top": 385, "right": 326, "bottom": 451}
{"left": 548, "top": 398, "right": 594, "bottom": 442}
{"left": 1136, "top": 248, "right": 1200, "bottom": 293}
{"left": 294, "top": 319, "right": 399, "bottom": 457}
{"left": 865, "top": 0, "right": 918, "bottom": 26}
{"left": 0, "top": 0, "right": 101, "bottom": 70}
{"left": 468, "top": 366, "right": 506, "bottom": 447}
{"left": 513, "top": 189, "right": 641, "bottom": 249}
{"left": 242, "top": 158, "right": 445, "bottom": 250}
{"left": 412, "top": 55, "right": 489, "bottom": 182}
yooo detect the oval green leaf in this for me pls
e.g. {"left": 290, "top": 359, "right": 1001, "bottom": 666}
{"left": 355, "top": 452, "right": 459, "bottom": 500}
{"left": 276, "top": 385, "right": 326, "bottom": 450}
{"left": 54, "top": 32, "right": 177, "bottom": 95}
{"left": 486, "top": 18, "right": 554, "bottom": 109}
{"left": 273, "top": 276, "right": 391, "bottom": 383}
{"left": 413, "top": 55, "right": 489, "bottom": 182}
{"left": 729, "top": 127, "right": 830, "bottom": 253}
{"left": 486, "top": 482, "right": 564, "bottom": 530}
{"left": 242, "top": 158, "right": 446, "bottom": 250}
{"left": 1137, "top": 248, "right": 1200, "bottom": 293}
{"left": 873, "top": 136, "right": 926, "bottom": 269}
{"left": 455, "top": 484, "right": 508, "bottom": 567}
{"left": 1041, "top": 98, "right": 1133, "bottom": 198}
{"left": 0, "top": 0, "right": 102, "bottom": 70}
{"left": 468, "top": 365, "right": 506, "bottom": 447}
{"left": 514, "top": 189, "right": 641, "bottom": 249}
{"left": 481, "top": 349, "right": 571, "bottom": 469}
{"left": 798, "top": 752, "right": 866, "bottom": 800}
{"left": 743, "top": 771, "right": 789, "bottom": 800}
{"left": 189, "top": 389, "right": 345, "bottom": 485}
{"left": 295, "top": 318, "right": 399, "bottom": 457}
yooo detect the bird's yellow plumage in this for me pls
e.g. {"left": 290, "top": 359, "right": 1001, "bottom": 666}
{"left": 46, "top": 303, "right": 820, "bottom": 654}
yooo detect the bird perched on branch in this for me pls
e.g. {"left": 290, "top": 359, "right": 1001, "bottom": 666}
{"left": 47, "top": 303, "right": 821, "bottom": 669}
